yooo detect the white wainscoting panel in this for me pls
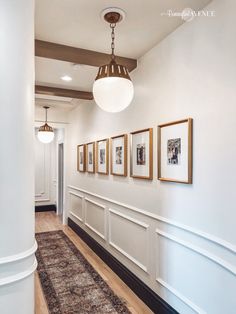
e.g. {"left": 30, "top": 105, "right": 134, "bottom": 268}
{"left": 67, "top": 185, "right": 236, "bottom": 255}
{"left": 84, "top": 198, "right": 106, "bottom": 240}
{"left": 156, "top": 229, "right": 236, "bottom": 276}
{"left": 155, "top": 230, "right": 236, "bottom": 314}
{"left": 67, "top": 185, "right": 236, "bottom": 314}
{"left": 69, "top": 192, "right": 84, "bottom": 222}
{"left": 157, "top": 278, "right": 206, "bottom": 314}
{"left": 109, "top": 208, "right": 149, "bottom": 273}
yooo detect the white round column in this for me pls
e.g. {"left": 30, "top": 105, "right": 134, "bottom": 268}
{"left": 0, "top": 1, "right": 36, "bottom": 314}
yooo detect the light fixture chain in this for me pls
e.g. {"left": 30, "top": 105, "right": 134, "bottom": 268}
{"left": 110, "top": 23, "right": 116, "bottom": 61}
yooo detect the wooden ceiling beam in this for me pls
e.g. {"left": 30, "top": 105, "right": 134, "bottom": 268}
{"left": 35, "top": 85, "right": 93, "bottom": 100}
{"left": 35, "top": 40, "right": 137, "bottom": 72}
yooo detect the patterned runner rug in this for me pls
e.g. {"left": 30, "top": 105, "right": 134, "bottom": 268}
{"left": 36, "top": 230, "right": 130, "bottom": 314}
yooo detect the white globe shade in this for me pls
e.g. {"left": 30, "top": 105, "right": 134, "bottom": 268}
{"left": 93, "top": 76, "right": 134, "bottom": 113}
{"left": 37, "top": 130, "right": 54, "bottom": 144}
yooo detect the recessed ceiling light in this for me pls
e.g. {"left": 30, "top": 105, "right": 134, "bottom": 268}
{"left": 61, "top": 75, "right": 72, "bottom": 81}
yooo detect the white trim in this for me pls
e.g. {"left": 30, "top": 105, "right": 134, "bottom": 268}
{"left": 69, "top": 192, "right": 84, "bottom": 222}
{"left": 35, "top": 199, "right": 50, "bottom": 202}
{"left": 35, "top": 192, "right": 44, "bottom": 197}
{"left": 108, "top": 208, "right": 149, "bottom": 273}
{"left": 109, "top": 208, "right": 149, "bottom": 229}
{"left": 69, "top": 191, "right": 84, "bottom": 199}
{"left": 0, "top": 258, "right": 37, "bottom": 287}
{"left": 67, "top": 185, "right": 236, "bottom": 254}
{"left": 85, "top": 222, "right": 106, "bottom": 240}
{"left": 109, "top": 241, "right": 148, "bottom": 273}
{"left": 84, "top": 197, "right": 106, "bottom": 240}
{"left": 70, "top": 211, "right": 83, "bottom": 222}
{"left": 0, "top": 241, "right": 37, "bottom": 265}
{"left": 156, "top": 229, "right": 236, "bottom": 276}
{"left": 84, "top": 197, "right": 106, "bottom": 209}
{"left": 157, "top": 278, "right": 206, "bottom": 314}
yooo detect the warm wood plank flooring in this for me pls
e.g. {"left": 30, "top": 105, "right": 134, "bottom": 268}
{"left": 35, "top": 212, "right": 153, "bottom": 314}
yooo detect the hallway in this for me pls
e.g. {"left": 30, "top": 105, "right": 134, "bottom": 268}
{"left": 1, "top": 1, "right": 235, "bottom": 313}
{"left": 35, "top": 212, "right": 153, "bottom": 314}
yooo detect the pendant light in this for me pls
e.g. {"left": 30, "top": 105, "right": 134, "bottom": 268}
{"left": 93, "top": 9, "right": 134, "bottom": 113}
{"left": 37, "top": 106, "right": 54, "bottom": 144}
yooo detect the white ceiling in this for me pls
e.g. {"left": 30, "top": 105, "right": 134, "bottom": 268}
{"left": 36, "top": 0, "right": 212, "bottom": 59}
{"left": 36, "top": 57, "right": 97, "bottom": 91}
{"left": 35, "top": 0, "right": 212, "bottom": 108}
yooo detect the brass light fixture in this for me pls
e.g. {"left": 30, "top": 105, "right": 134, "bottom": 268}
{"left": 37, "top": 106, "right": 54, "bottom": 144}
{"left": 93, "top": 8, "right": 134, "bottom": 113}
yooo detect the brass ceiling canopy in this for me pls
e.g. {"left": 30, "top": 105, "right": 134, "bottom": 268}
{"left": 103, "top": 11, "right": 122, "bottom": 24}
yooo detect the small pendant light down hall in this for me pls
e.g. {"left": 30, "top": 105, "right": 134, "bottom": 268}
{"left": 93, "top": 9, "right": 134, "bottom": 113}
{"left": 37, "top": 106, "right": 54, "bottom": 144}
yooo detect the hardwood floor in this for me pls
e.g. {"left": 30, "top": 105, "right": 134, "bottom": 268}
{"left": 35, "top": 212, "right": 153, "bottom": 314}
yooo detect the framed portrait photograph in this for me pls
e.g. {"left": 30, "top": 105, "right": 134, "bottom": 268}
{"left": 86, "top": 142, "right": 95, "bottom": 173}
{"left": 130, "top": 128, "right": 153, "bottom": 180}
{"left": 77, "top": 144, "right": 86, "bottom": 172}
{"left": 158, "top": 118, "right": 193, "bottom": 184}
{"left": 110, "top": 134, "right": 128, "bottom": 176}
{"left": 96, "top": 139, "right": 109, "bottom": 175}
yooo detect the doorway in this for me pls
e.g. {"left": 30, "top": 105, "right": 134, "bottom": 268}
{"left": 58, "top": 143, "right": 64, "bottom": 221}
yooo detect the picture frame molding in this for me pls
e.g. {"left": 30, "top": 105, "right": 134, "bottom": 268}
{"left": 110, "top": 134, "right": 128, "bottom": 177}
{"left": 96, "top": 138, "right": 109, "bottom": 175}
{"left": 86, "top": 141, "right": 95, "bottom": 173}
{"left": 77, "top": 144, "right": 86, "bottom": 172}
{"left": 158, "top": 118, "right": 193, "bottom": 184}
{"left": 130, "top": 128, "right": 153, "bottom": 180}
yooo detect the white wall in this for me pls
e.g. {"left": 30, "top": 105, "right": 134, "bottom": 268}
{"left": 35, "top": 128, "right": 57, "bottom": 205}
{"left": 66, "top": 0, "right": 236, "bottom": 313}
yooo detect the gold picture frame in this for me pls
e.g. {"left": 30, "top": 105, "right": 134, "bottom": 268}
{"left": 158, "top": 118, "right": 193, "bottom": 184}
{"left": 86, "top": 142, "right": 95, "bottom": 173}
{"left": 96, "top": 138, "right": 109, "bottom": 175}
{"left": 130, "top": 128, "right": 153, "bottom": 180}
{"left": 77, "top": 144, "right": 86, "bottom": 172}
{"left": 110, "top": 134, "right": 128, "bottom": 177}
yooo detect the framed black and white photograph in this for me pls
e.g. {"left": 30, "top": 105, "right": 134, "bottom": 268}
{"left": 86, "top": 142, "right": 95, "bottom": 173}
{"left": 158, "top": 118, "right": 193, "bottom": 184}
{"left": 96, "top": 139, "right": 109, "bottom": 174}
{"left": 110, "top": 134, "right": 128, "bottom": 176}
{"left": 77, "top": 144, "right": 86, "bottom": 172}
{"left": 130, "top": 128, "right": 153, "bottom": 180}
